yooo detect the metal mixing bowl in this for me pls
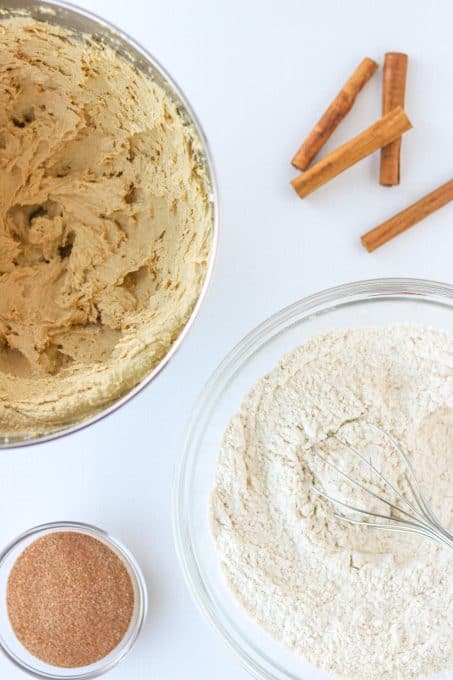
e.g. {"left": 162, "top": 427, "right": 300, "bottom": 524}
{"left": 0, "top": 0, "right": 218, "bottom": 448}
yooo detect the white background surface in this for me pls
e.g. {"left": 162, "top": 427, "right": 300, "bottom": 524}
{"left": 0, "top": 0, "right": 452, "bottom": 678}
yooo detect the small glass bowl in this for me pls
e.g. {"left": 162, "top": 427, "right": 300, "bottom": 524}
{"left": 0, "top": 521, "right": 147, "bottom": 679}
{"left": 174, "top": 278, "right": 453, "bottom": 680}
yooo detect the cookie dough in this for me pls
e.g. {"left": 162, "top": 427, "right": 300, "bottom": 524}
{"left": 0, "top": 17, "right": 212, "bottom": 437}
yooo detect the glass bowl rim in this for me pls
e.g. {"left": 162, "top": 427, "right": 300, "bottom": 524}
{"left": 173, "top": 276, "right": 453, "bottom": 680}
{"left": 0, "top": 520, "right": 148, "bottom": 679}
{"left": 0, "top": 0, "right": 219, "bottom": 449}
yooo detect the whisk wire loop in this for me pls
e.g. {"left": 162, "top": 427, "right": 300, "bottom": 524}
{"left": 332, "top": 434, "right": 432, "bottom": 525}
{"left": 311, "top": 423, "right": 453, "bottom": 551}
{"left": 368, "top": 424, "right": 446, "bottom": 532}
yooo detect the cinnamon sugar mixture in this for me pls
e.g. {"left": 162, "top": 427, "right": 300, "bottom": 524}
{"left": 7, "top": 531, "right": 134, "bottom": 667}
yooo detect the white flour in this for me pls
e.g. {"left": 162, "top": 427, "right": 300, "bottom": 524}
{"left": 210, "top": 325, "right": 453, "bottom": 679}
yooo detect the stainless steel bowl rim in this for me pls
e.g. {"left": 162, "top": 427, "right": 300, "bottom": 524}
{"left": 0, "top": 0, "right": 219, "bottom": 449}
{"left": 173, "top": 277, "right": 453, "bottom": 680}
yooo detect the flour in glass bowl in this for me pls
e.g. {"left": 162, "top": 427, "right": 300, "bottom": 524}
{"left": 210, "top": 325, "right": 453, "bottom": 680}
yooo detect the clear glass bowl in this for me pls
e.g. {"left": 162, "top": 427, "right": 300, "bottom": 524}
{"left": 0, "top": 521, "right": 148, "bottom": 678}
{"left": 173, "top": 278, "right": 453, "bottom": 680}
{"left": 0, "top": 0, "right": 218, "bottom": 448}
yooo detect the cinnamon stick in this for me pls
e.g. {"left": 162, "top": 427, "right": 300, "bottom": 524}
{"left": 291, "top": 107, "right": 412, "bottom": 199}
{"left": 380, "top": 52, "right": 408, "bottom": 186}
{"left": 361, "top": 179, "right": 453, "bottom": 252}
{"left": 292, "top": 57, "right": 378, "bottom": 171}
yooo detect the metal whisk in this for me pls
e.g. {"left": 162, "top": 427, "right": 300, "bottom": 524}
{"left": 312, "top": 423, "right": 453, "bottom": 550}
